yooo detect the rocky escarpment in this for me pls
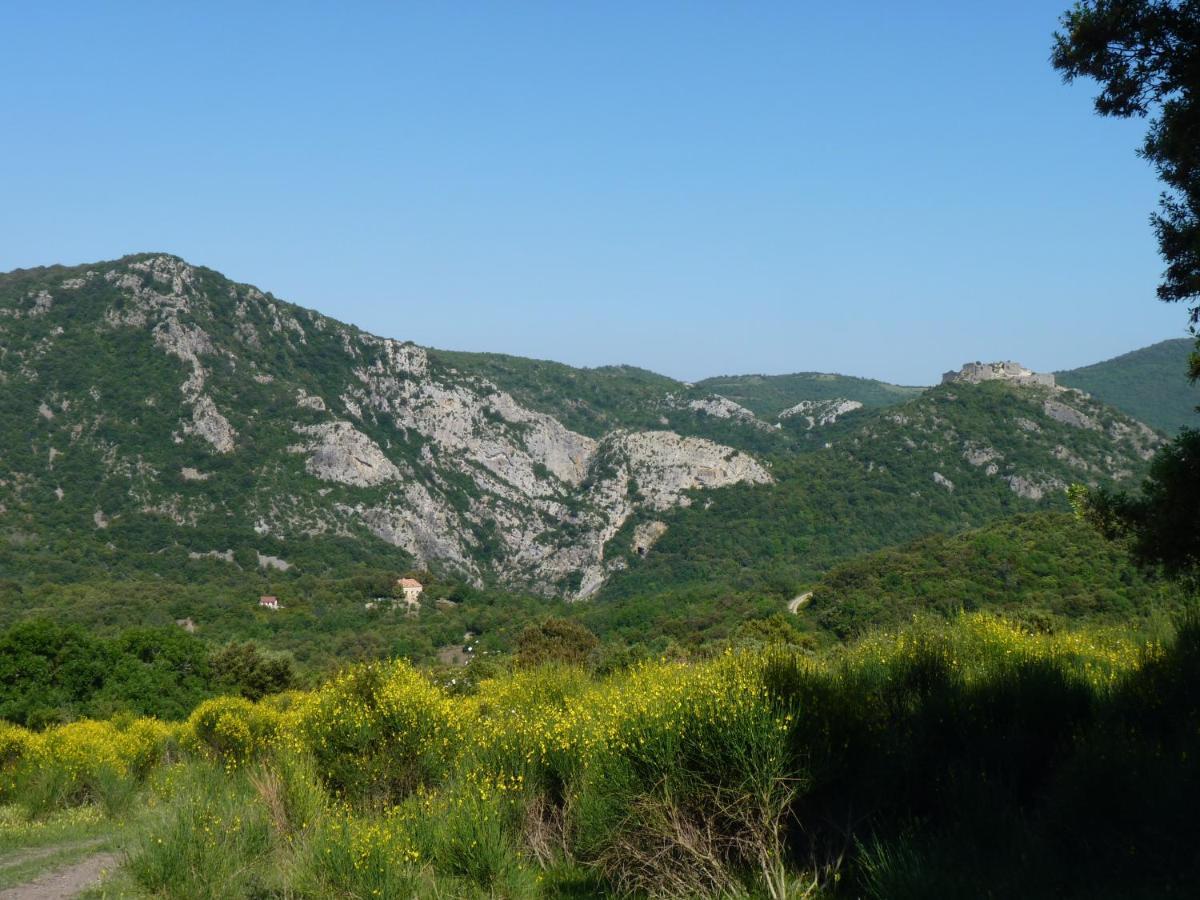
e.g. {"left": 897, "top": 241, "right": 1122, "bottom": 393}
{"left": 0, "top": 254, "right": 773, "bottom": 598}
{"left": 675, "top": 394, "right": 774, "bottom": 431}
{"left": 778, "top": 398, "right": 863, "bottom": 428}
{"left": 842, "top": 380, "right": 1163, "bottom": 504}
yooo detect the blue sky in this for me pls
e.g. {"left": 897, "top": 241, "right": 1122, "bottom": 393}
{"left": 0, "top": 1, "right": 1186, "bottom": 384}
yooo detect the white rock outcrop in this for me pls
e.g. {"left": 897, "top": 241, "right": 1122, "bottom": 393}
{"left": 632, "top": 520, "right": 669, "bottom": 556}
{"left": 292, "top": 421, "right": 402, "bottom": 487}
{"left": 778, "top": 398, "right": 863, "bottom": 428}
{"left": 683, "top": 395, "right": 772, "bottom": 430}
{"left": 614, "top": 431, "right": 773, "bottom": 511}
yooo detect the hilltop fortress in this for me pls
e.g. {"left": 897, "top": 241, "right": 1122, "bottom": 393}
{"left": 942, "top": 361, "right": 1055, "bottom": 388}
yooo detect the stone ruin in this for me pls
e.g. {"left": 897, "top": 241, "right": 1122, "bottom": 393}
{"left": 942, "top": 361, "right": 1055, "bottom": 388}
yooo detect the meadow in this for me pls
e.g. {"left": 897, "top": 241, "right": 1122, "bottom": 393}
{"left": 1, "top": 611, "right": 1197, "bottom": 898}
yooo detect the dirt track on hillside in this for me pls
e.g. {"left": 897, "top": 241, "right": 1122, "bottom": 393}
{"left": 0, "top": 851, "right": 119, "bottom": 900}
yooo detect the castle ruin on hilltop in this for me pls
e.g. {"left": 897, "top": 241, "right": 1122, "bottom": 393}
{"left": 941, "top": 361, "right": 1055, "bottom": 388}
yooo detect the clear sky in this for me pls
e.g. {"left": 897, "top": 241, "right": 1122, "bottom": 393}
{"left": 1, "top": 1, "right": 1186, "bottom": 385}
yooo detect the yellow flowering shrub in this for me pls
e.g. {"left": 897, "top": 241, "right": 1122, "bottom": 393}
{"left": 288, "top": 660, "right": 461, "bottom": 802}
{"left": 840, "top": 612, "right": 1146, "bottom": 691}
{"left": 0, "top": 721, "right": 35, "bottom": 800}
{"left": 183, "top": 696, "right": 280, "bottom": 765}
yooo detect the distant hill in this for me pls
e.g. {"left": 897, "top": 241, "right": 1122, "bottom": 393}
{"left": 692, "top": 371, "right": 924, "bottom": 418}
{"left": 597, "top": 379, "right": 1164, "bottom": 606}
{"left": 805, "top": 511, "right": 1184, "bottom": 639}
{"left": 1056, "top": 338, "right": 1198, "bottom": 434}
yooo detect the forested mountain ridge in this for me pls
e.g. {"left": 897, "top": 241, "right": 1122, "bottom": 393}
{"left": 1056, "top": 338, "right": 1199, "bottom": 433}
{"left": 0, "top": 254, "right": 771, "bottom": 598}
{"left": 597, "top": 377, "right": 1164, "bottom": 604}
{"left": 0, "top": 253, "right": 1170, "bottom": 605}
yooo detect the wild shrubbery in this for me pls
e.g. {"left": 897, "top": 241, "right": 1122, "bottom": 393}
{"left": 1, "top": 612, "right": 1197, "bottom": 897}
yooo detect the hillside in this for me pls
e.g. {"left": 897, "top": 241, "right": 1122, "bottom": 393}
{"left": 805, "top": 511, "right": 1183, "bottom": 638}
{"left": 693, "top": 371, "right": 924, "bottom": 418}
{"left": 429, "top": 350, "right": 683, "bottom": 438}
{"left": 0, "top": 254, "right": 1168, "bottom": 611}
{"left": 0, "top": 255, "right": 771, "bottom": 599}
{"left": 1056, "top": 338, "right": 1198, "bottom": 433}
{"left": 596, "top": 379, "right": 1163, "bottom": 608}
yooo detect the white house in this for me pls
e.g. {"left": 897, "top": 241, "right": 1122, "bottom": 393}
{"left": 396, "top": 578, "right": 423, "bottom": 608}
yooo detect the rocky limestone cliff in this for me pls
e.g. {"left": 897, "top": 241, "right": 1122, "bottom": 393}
{"left": 0, "top": 254, "right": 774, "bottom": 598}
{"left": 778, "top": 398, "right": 863, "bottom": 428}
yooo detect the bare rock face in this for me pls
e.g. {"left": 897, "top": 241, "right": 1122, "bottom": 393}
{"left": 932, "top": 472, "right": 954, "bottom": 491}
{"left": 185, "top": 395, "right": 236, "bottom": 453}
{"left": 613, "top": 431, "right": 773, "bottom": 511}
{"left": 347, "top": 358, "right": 599, "bottom": 495}
{"left": 1043, "top": 398, "right": 1100, "bottom": 431}
{"left": 683, "top": 395, "right": 772, "bottom": 430}
{"left": 292, "top": 422, "right": 402, "bottom": 487}
{"left": 1005, "top": 474, "right": 1066, "bottom": 501}
{"left": 351, "top": 482, "right": 480, "bottom": 576}
{"left": 101, "top": 257, "right": 239, "bottom": 454}
{"left": 256, "top": 552, "right": 292, "bottom": 571}
{"left": 24, "top": 253, "right": 1159, "bottom": 601}
{"left": 779, "top": 398, "right": 863, "bottom": 428}
{"left": 632, "top": 520, "right": 669, "bottom": 556}
{"left": 296, "top": 390, "right": 327, "bottom": 411}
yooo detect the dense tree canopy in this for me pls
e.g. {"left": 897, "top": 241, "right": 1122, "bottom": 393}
{"left": 1056, "top": 2, "right": 1200, "bottom": 571}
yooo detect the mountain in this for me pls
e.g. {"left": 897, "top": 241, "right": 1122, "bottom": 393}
{"left": 596, "top": 375, "right": 1164, "bottom": 605}
{"left": 0, "top": 254, "right": 1168, "bottom": 605}
{"left": 1056, "top": 338, "right": 1199, "bottom": 434}
{"left": 0, "top": 254, "right": 770, "bottom": 598}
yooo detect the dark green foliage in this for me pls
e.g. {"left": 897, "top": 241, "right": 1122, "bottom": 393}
{"left": 727, "top": 612, "right": 816, "bottom": 649}
{"left": 209, "top": 641, "right": 296, "bottom": 701}
{"left": 0, "top": 620, "right": 212, "bottom": 726}
{"left": 805, "top": 619, "right": 1200, "bottom": 897}
{"left": 0, "top": 621, "right": 111, "bottom": 728}
{"left": 1057, "top": 338, "right": 1199, "bottom": 433}
{"left": 1053, "top": 0, "right": 1200, "bottom": 309}
{"left": 0, "top": 573, "right": 583, "bottom": 683}
{"left": 514, "top": 618, "right": 599, "bottom": 669}
{"left": 1074, "top": 428, "right": 1200, "bottom": 577}
{"left": 807, "top": 511, "right": 1183, "bottom": 638}
{"left": 0, "top": 619, "right": 302, "bottom": 726}
{"left": 96, "top": 627, "right": 214, "bottom": 720}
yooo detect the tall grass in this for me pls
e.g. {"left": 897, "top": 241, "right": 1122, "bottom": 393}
{"left": 3, "top": 612, "right": 1198, "bottom": 897}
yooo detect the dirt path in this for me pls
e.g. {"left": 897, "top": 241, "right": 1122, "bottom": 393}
{"left": 0, "top": 841, "right": 105, "bottom": 873}
{"left": 787, "top": 591, "right": 813, "bottom": 614}
{"left": 0, "top": 852, "right": 120, "bottom": 900}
